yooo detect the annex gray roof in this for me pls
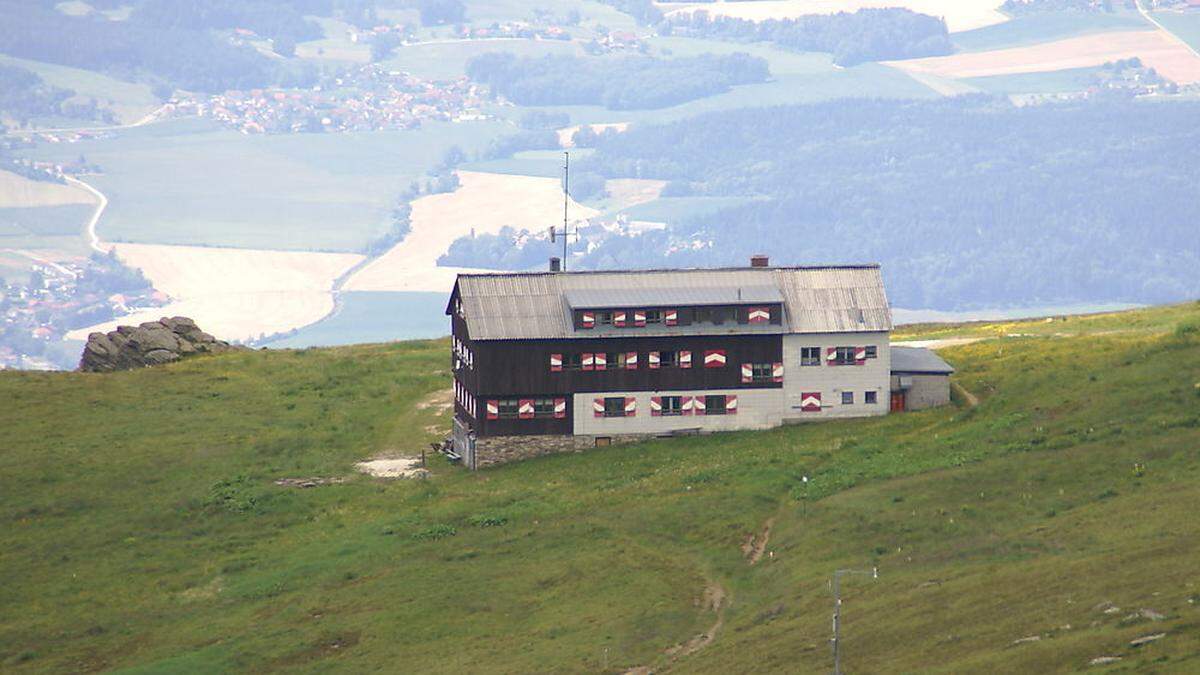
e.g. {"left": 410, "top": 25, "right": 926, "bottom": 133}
{"left": 451, "top": 265, "right": 891, "bottom": 341}
{"left": 890, "top": 346, "right": 955, "bottom": 375}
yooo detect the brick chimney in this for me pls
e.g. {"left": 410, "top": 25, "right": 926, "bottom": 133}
{"left": 750, "top": 254, "right": 769, "bottom": 268}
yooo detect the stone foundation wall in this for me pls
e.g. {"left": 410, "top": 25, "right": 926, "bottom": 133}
{"left": 473, "top": 433, "right": 653, "bottom": 469}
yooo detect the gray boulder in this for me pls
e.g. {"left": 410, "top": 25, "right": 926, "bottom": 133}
{"left": 79, "top": 317, "right": 245, "bottom": 372}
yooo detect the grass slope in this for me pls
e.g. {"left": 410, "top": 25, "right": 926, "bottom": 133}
{"left": 2, "top": 304, "right": 1199, "bottom": 672}
{"left": 952, "top": 11, "right": 1150, "bottom": 52}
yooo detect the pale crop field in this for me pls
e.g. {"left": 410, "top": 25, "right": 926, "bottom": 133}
{"left": 344, "top": 170, "right": 599, "bottom": 293}
{"left": 0, "top": 170, "right": 95, "bottom": 209}
{"left": 887, "top": 29, "right": 1200, "bottom": 84}
{"left": 67, "top": 243, "right": 364, "bottom": 343}
{"left": 655, "top": 0, "right": 1009, "bottom": 33}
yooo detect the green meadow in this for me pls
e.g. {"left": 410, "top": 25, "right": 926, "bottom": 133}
{"left": 0, "top": 54, "right": 160, "bottom": 127}
{"left": 952, "top": 11, "right": 1151, "bottom": 53}
{"left": 2, "top": 303, "right": 1198, "bottom": 672}
{"left": 1152, "top": 10, "right": 1200, "bottom": 53}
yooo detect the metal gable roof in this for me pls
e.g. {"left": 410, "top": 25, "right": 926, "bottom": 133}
{"left": 890, "top": 346, "right": 955, "bottom": 375}
{"left": 452, "top": 265, "right": 891, "bottom": 341}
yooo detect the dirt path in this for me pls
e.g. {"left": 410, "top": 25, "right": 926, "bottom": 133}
{"left": 952, "top": 381, "right": 980, "bottom": 408}
{"left": 625, "top": 580, "right": 728, "bottom": 674}
{"left": 62, "top": 175, "right": 109, "bottom": 254}
{"left": 742, "top": 517, "right": 775, "bottom": 565}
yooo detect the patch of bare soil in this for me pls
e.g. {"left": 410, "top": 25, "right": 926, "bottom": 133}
{"left": 416, "top": 387, "right": 454, "bottom": 413}
{"left": 743, "top": 518, "right": 775, "bottom": 565}
{"left": 951, "top": 381, "right": 980, "bottom": 408}
{"left": 274, "top": 477, "right": 346, "bottom": 488}
{"left": 355, "top": 458, "right": 428, "bottom": 479}
{"left": 626, "top": 580, "right": 729, "bottom": 673}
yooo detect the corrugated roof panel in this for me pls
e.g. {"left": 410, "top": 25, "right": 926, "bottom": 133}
{"left": 564, "top": 285, "right": 783, "bottom": 309}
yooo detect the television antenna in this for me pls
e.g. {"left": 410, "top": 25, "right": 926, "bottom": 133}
{"left": 548, "top": 151, "right": 581, "bottom": 271}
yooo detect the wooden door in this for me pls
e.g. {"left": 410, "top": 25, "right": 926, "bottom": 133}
{"left": 890, "top": 392, "right": 906, "bottom": 413}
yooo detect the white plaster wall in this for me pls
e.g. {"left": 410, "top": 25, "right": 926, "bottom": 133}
{"left": 572, "top": 388, "right": 785, "bottom": 436}
{"left": 782, "top": 331, "right": 890, "bottom": 420}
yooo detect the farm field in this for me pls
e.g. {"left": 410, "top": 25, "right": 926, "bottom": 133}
{"left": 963, "top": 66, "right": 1108, "bottom": 95}
{"left": 263, "top": 291, "right": 451, "bottom": 347}
{"left": 887, "top": 29, "right": 1200, "bottom": 84}
{"left": 344, "top": 170, "right": 599, "bottom": 293}
{"left": 2, "top": 303, "right": 1199, "bottom": 672}
{"left": 1152, "top": 10, "right": 1200, "bottom": 53}
{"left": 383, "top": 38, "right": 584, "bottom": 81}
{"left": 951, "top": 10, "right": 1151, "bottom": 52}
{"left": 17, "top": 118, "right": 511, "bottom": 252}
{"left": 65, "top": 243, "right": 364, "bottom": 343}
{"left": 0, "top": 54, "right": 159, "bottom": 127}
{"left": 0, "top": 170, "right": 95, "bottom": 209}
{"left": 654, "top": 0, "right": 1009, "bottom": 32}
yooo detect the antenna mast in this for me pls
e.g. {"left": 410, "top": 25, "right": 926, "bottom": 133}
{"left": 562, "top": 151, "right": 569, "bottom": 269}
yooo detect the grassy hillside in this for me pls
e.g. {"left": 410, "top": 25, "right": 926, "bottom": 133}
{"left": 2, "top": 304, "right": 1199, "bottom": 672}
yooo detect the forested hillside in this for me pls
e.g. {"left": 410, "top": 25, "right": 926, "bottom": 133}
{"left": 446, "top": 96, "right": 1200, "bottom": 311}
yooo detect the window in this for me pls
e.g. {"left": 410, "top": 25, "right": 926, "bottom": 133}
{"left": 645, "top": 309, "right": 663, "bottom": 324}
{"left": 751, "top": 363, "right": 774, "bottom": 382}
{"left": 694, "top": 307, "right": 712, "bottom": 324}
{"left": 865, "top": 391, "right": 878, "bottom": 405}
{"left": 497, "top": 399, "right": 520, "bottom": 418}
{"left": 661, "top": 396, "right": 683, "bottom": 416}
{"left": 597, "top": 311, "right": 613, "bottom": 326}
{"left": 659, "top": 350, "right": 679, "bottom": 367}
{"left": 564, "top": 353, "right": 583, "bottom": 370}
{"left": 711, "top": 308, "right": 729, "bottom": 325}
{"left": 865, "top": 345, "right": 877, "bottom": 359}
{"left": 834, "top": 347, "right": 857, "bottom": 365}
{"left": 841, "top": 391, "right": 854, "bottom": 405}
{"left": 533, "top": 398, "right": 557, "bottom": 418}
{"left": 705, "top": 395, "right": 728, "bottom": 415}
{"left": 800, "top": 347, "right": 821, "bottom": 366}
{"left": 603, "top": 397, "right": 626, "bottom": 417}
{"left": 607, "top": 352, "right": 626, "bottom": 369}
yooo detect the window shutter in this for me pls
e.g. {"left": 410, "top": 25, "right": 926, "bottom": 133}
{"left": 554, "top": 398, "right": 567, "bottom": 419}
{"left": 826, "top": 347, "right": 838, "bottom": 365}
{"left": 665, "top": 310, "right": 678, "bottom": 326}
{"left": 518, "top": 399, "right": 534, "bottom": 419}
{"left": 626, "top": 351, "right": 638, "bottom": 370}
{"left": 634, "top": 310, "right": 646, "bottom": 327}
{"left": 773, "top": 362, "right": 784, "bottom": 383}
{"left": 741, "top": 363, "right": 753, "bottom": 383}
{"left": 801, "top": 392, "right": 822, "bottom": 412}
{"left": 855, "top": 347, "right": 867, "bottom": 366}
{"left": 581, "top": 312, "right": 594, "bottom": 329}
{"left": 593, "top": 398, "right": 605, "bottom": 418}
{"left": 614, "top": 311, "right": 626, "bottom": 327}
{"left": 726, "top": 395, "right": 738, "bottom": 415}
{"left": 594, "top": 352, "right": 607, "bottom": 371}
{"left": 680, "top": 350, "right": 692, "bottom": 368}
{"left": 550, "top": 353, "right": 562, "bottom": 372}
{"left": 748, "top": 307, "right": 770, "bottom": 323}
{"left": 625, "top": 397, "right": 637, "bottom": 417}
{"left": 682, "top": 396, "right": 693, "bottom": 415}
{"left": 693, "top": 396, "right": 706, "bottom": 416}
{"left": 704, "top": 350, "right": 726, "bottom": 368}
{"left": 648, "top": 351, "right": 660, "bottom": 369}
{"left": 582, "top": 353, "right": 594, "bottom": 371}
{"left": 486, "top": 400, "right": 499, "bottom": 420}
{"left": 650, "top": 396, "right": 662, "bottom": 416}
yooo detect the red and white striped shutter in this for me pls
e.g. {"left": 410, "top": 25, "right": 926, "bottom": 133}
{"left": 554, "top": 397, "right": 567, "bottom": 419}
{"left": 801, "top": 392, "right": 822, "bottom": 412}
{"left": 748, "top": 307, "right": 770, "bottom": 323}
{"left": 693, "top": 396, "right": 706, "bottom": 416}
{"left": 826, "top": 347, "right": 839, "bottom": 365}
{"left": 626, "top": 351, "right": 638, "bottom": 370}
{"left": 594, "top": 352, "right": 607, "bottom": 371}
{"left": 741, "top": 363, "right": 753, "bottom": 383}
{"left": 680, "top": 350, "right": 692, "bottom": 368}
{"left": 648, "top": 351, "right": 660, "bottom": 369}
{"left": 582, "top": 353, "right": 594, "bottom": 371}
{"left": 855, "top": 347, "right": 867, "bottom": 365}
{"left": 518, "top": 399, "right": 534, "bottom": 419}
{"left": 634, "top": 310, "right": 647, "bottom": 327}
{"left": 704, "top": 350, "right": 726, "bottom": 368}
{"left": 593, "top": 398, "right": 605, "bottom": 418}
{"left": 550, "top": 353, "right": 562, "bottom": 372}
{"left": 773, "top": 362, "right": 784, "bottom": 383}
{"left": 581, "top": 312, "right": 595, "bottom": 329}
{"left": 665, "top": 309, "right": 678, "bottom": 326}
{"left": 625, "top": 397, "right": 637, "bottom": 417}
{"left": 650, "top": 396, "right": 662, "bottom": 416}
{"left": 726, "top": 395, "right": 738, "bottom": 415}
{"left": 614, "top": 311, "right": 626, "bottom": 327}
{"left": 486, "top": 400, "right": 499, "bottom": 420}
{"left": 682, "top": 396, "right": 693, "bottom": 415}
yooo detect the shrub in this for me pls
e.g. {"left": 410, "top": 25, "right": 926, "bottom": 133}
{"left": 412, "top": 524, "right": 457, "bottom": 541}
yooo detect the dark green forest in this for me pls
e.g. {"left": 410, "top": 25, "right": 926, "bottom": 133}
{"left": 0, "top": 64, "right": 114, "bottom": 126}
{"left": 466, "top": 52, "right": 770, "bottom": 109}
{"left": 661, "top": 7, "right": 953, "bottom": 66}
{"left": 445, "top": 96, "right": 1200, "bottom": 310}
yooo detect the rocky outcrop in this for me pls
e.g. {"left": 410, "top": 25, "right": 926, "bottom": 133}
{"left": 79, "top": 317, "right": 245, "bottom": 372}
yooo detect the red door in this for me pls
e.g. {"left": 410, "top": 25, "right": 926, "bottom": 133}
{"left": 890, "top": 392, "right": 906, "bottom": 413}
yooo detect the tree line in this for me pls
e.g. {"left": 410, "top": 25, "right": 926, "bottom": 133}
{"left": 0, "top": 64, "right": 116, "bottom": 127}
{"left": 465, "top": 52, "right": 769, "bottom": 110}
